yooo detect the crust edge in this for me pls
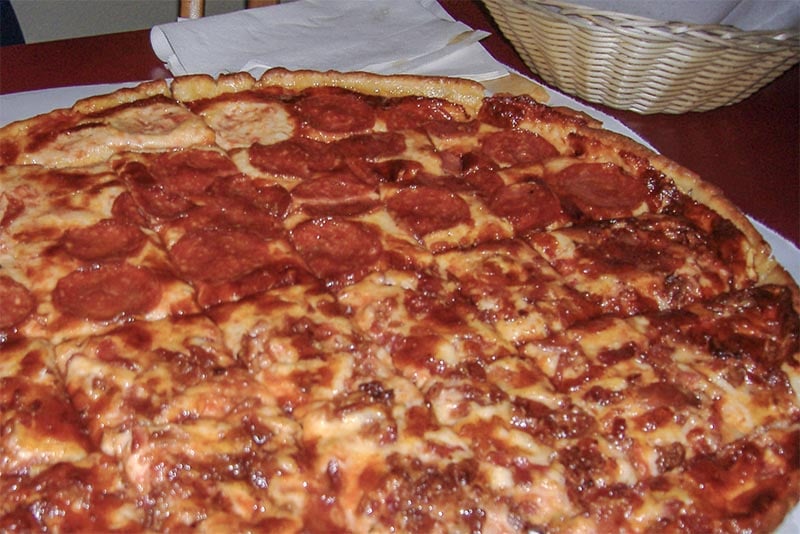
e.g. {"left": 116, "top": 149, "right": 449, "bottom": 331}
{"left": 256, "top": 67, "right": 487, "bottom": 117}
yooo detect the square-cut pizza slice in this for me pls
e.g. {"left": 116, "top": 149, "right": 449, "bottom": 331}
{"left": 109, "top": 147, "right": 244, "bottom": 225}
{"left": 288, "top": 214, "right": 436, "bottom": 291}
{"left": 271, "top": 128, "right": 444, "bottom": 225}
{"left": 0, "top": 164, "right": 198, "bottom": 343}
{"left": 428, "top": 118, "right": 561, "bottom": 179}
{"left": 0, "top": 338, "right": 90, "bottom": 477}
{"left": 337, "top": 269, "right": 517, "bottom": 388}
{"left": 381, "top": 182, "right": 514, "bottom": 253}
{"left": 0, "top": 80, "right": 215, "bottom": 169}
{"left": 162, "top": 221, "right": 312, "bottom": 308}
{"left": 435, "top": 239, "right": 600, "bottom": 344}
{"left": 295, "top": 372, "right": 522, "bottom": 533}
{"left": 527, "top": 214, "right": 755, "bottom": 317}
{"left": 53, "top": 314, "right": 241, "bottom": 455}
{"left": 206, "top": 283, "right": 384, "bottom": 413}
{"left": 635, "top": 284, "right": 800, "bottom": 443}
{"left": 414, "top": 358, "right": 582, "bottom": 530}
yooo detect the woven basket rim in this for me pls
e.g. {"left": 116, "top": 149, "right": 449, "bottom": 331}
{"left": 484, "top": 0, "right": 800, "bottom": 112}
{"left": 511, "top": 0, "right": 800, "bottom": 51}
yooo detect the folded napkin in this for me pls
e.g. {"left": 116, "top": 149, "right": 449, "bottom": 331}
{"left": 150, "top": 0, "right": 507, "bottom": 81}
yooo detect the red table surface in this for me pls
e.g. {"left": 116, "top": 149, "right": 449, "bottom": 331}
{"left": 1, "top": 0, "right": 797, "bottom": 246}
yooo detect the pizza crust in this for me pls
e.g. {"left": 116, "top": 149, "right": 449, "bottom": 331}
{"left": 258, "top": 67, "right": 488, "bottom": 117}
{"left": 170, "top": 72, "right": 258, "bottom": 102}
{"left": 72, "top": 79, "right": 171, "bottom": 114}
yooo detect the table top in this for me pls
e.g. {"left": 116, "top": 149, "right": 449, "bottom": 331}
{"left": 1, "top": 0, "right": 797, "bottom": 246}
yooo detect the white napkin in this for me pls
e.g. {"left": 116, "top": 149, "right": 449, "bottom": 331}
{"left": 150, "top": 0, "right": 507, "bottom": 81}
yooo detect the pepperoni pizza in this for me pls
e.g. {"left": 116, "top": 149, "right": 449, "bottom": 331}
{"left": 1, "top": 69, "right": 798, "bottom": 532}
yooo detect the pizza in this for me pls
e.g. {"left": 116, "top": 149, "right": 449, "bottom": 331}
{"left": 0, "top": 68, "right": 798, "bottom": 533}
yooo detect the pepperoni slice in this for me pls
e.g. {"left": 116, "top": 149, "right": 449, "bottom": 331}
{"left": 346, "top": 158, "right": 423, "bottom": 185}
{"left": 386, "top": 186, "right": 471, "bottom": 237}
{"left": 177, "top": 197, "right": 283, "bottom": 237}
{"left": 334, "top": 132, "right": 406, "bottom": 160}
{"left": 463, "top": 168, "right": 504, "bottom": 198}
{"left": 478, "top": 94, "right": 546, "bottom": 128}
{"left": 170, "top": 228, "right": 274, "bottom": 283}
{"left": 407, "top": 173, "right": 474, "bottom": 193}
{"left": 438, "top": 149, "right": 463, "bottom": 176}
{"left": 0, "top": 275, "right": 35, "bottom": 329}
{"left": 249, "top": 138, "right": 340, "bottom": 178}
{"left": 62, "top": 219, "right": 147, "bottom": 261}
{"left": 151, "top": 149, "right": 238, "bottom": 195}
{"left": 294, "top": 90, "right": 376, "bottom": 133}
{"left": 292, "top": 173, "right": 374, "bottom": 201}
{"left": 480, "top": 129, "right": 558, "bottom": 167}
{"left": 381, "top": 96, "right": 460, "bottom": 130}
{"left": 118, "top": 161, "right": 195, "bottom": 220}
{"left": 53, "top": 263, "right": 162, "bottom": 321}
{"left": 111, "top": 192, "right": 149, "bottom": 227}
{"left": 459, "top": 150, "right": 496, "bottom": 174}
{"left": 133, "top": 185, "right": 195, "bottom": 220}
{"left": 292, "top": 173, "right": 379, "bottom": 216}
{"left": 291, "top": 218, "right": 382, "bottom": 286}
{"left": 489, "top": 181, "right": 566, "bottom": 235}
{"left": 211, "top": 176, "right": 291, "bottom": 219}
{"left": 548, "top": 162, "right": 650, "bottom": 219}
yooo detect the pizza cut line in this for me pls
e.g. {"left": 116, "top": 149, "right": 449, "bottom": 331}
{"left": 0, "top": 68, "right": 798, "bottom": 533}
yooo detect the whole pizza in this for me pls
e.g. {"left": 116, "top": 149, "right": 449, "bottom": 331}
{"left": 0, "top": 69, "right": 798, "bottom": 533}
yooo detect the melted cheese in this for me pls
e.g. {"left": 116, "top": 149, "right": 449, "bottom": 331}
{"left": 23, "top": 101, "right": 216, "bottom": 168}
{"left": 199, "top": 99, "right": 296, "bottom": 150}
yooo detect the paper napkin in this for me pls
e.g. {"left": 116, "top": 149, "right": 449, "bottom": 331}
{"left": 150, "top": 0, "right": 507, "bottom": 81}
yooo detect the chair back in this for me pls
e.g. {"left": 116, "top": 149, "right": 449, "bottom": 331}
{"left": 179, "top": 0, "right": 204, "bottom": 19}
{"left": 180, "top": 0, "right": 277, "bottom": 19}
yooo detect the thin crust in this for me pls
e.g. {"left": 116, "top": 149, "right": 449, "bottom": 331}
{"left": 72, "top": 79, "right": 171, "bottom": 114}
{"left": 257, "top": 67, "right": 488, "bottom": 116}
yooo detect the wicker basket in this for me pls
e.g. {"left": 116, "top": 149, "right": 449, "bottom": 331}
{"left": 483, "top": 0, "right": 800, "bottom": 114}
